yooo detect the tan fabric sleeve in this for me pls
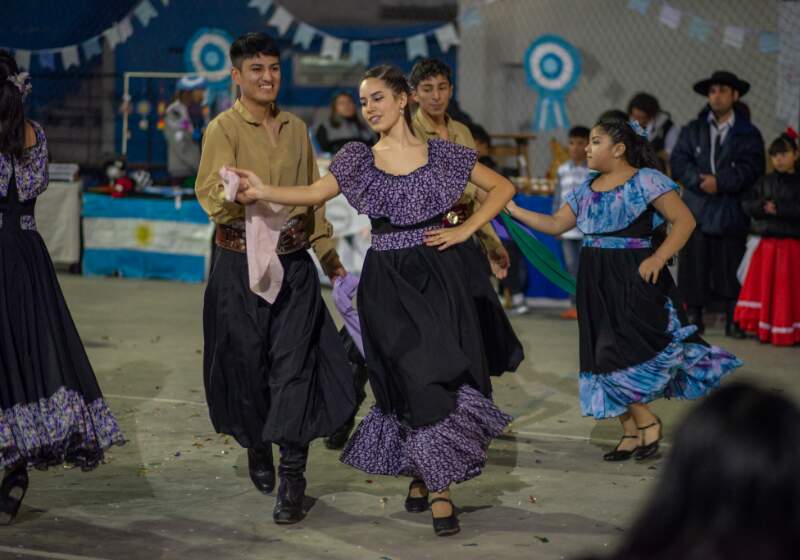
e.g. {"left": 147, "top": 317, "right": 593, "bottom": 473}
{"left": 195, "top": 118, "right": 242, "bottom": 222}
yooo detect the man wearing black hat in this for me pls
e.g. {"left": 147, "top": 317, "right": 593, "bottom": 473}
{"left": 671, "top": 71, "right": 765, "bottom": 337}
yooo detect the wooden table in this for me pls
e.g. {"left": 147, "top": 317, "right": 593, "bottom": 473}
{"left": 489, "top": 132, "right": 537, "bottom": 180}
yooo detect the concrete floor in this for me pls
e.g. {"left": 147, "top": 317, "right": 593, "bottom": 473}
{"left": 2, "top": 275, "right": 798, "bottom": 560}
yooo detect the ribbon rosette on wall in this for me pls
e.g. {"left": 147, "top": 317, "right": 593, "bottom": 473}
{"left": 524, "top": 34, "right": 582, "bottom": 132}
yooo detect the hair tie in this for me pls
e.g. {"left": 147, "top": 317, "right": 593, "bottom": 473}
{"left": 627, "top": 119, "right": 649, "bottom": 140}
{"left": 786, "top": 127, "right": 798, "bottom": 141}
{"left": 6, "top": 71, "right": 32, "bottom": 100}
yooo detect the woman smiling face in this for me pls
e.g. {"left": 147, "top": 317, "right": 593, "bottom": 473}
{"left": 359, "top": 77, "right": 407, "bottom": 135}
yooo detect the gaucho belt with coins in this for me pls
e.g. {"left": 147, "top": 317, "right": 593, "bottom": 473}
{"left": 215, "top": 214, "right": 311, "bottom": 254}
{"left": 369, "top": 203, "right": 469, "bottom": 236}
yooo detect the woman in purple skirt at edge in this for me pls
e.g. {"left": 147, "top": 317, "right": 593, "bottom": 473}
{"left": 0, "top": 51, "right": 124, "bottom": 525}
{"left": 231, "top": 65, "right": 515, "bottom": 537}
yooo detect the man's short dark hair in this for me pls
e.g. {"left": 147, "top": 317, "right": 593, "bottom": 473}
{"left": 469, "top": 123, "right": 491, "bottom": 146}
{"left": 627, "top": 92, "right": 661, "bottom": 119}
{"left": 409, "top": 58, "right": 452, "bottom": 89}
{"left": 568, "top": 126, "right": 590, "bottom": 140}
{"left": 230, "top": 32, "right": 280, "bottom": 69}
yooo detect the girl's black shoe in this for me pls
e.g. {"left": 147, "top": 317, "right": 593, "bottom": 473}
{"left": 1, "top": 464, "right": 29, "bottom": 525}
{"left": 635, "top": 417, "right": 663, "bottom": 461}
{"left": 430, "top": 497, "right": 460, "bottom": 537}
{"left": 404, "top": 479, "right": 429, "bottom": 513}
{"left": 603, "top": 435, "right": 640, "bottom": 462}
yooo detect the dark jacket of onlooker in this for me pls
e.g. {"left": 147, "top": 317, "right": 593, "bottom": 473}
{"left": 671, "top": 106, "right": 765, "bottom": 235}
{"left": 741, "top": 171, "right": 800, "bottom": 238}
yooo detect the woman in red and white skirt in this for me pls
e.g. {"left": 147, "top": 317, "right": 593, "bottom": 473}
{"left": 735, "top": 130, "right": 800, "bottom": 346}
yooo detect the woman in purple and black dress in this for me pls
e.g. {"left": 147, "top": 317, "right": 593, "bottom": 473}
{"left": 0, "top": 51, "right": 124, "bottom": 525}
{"left": 230, "top": 65, "right": 515, "bottom": 537}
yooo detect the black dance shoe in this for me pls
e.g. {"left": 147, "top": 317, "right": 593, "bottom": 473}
{"left": 324, "top": 417, "right": 355, "bottom": 450}
{"left": 725, "top": 321, "right": 747, "bottom": 339}
{"left": 635, "top": 417, "right": 663, "bottom": 461}
{"left": 1, "top": 464, "right": 29, "bottom": 525}
{"left": 273, "top": 477, "right": 307, "bottom": 525}
{"left": 602, "top": 435, "right": 641, "bottom": 462}
{"left": 404, "top": 479, "right": 429, "bottom": 513}
{"left": 430, "top": 497, "right": 460, "bottom": 537}
{"left": 247, "top": 448, "right": 276, "bottom": 494}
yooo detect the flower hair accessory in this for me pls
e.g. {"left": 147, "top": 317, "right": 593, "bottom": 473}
{"left": 786, "top": 127, "right": 798, "bottom": 141}
{"left": 627, "top": 119, "right": 649, "bottom": 140}
{"left": 6, "top": 71, "right": 32, "bottom": 100}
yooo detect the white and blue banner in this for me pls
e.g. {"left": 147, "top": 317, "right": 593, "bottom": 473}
{"left": 184, "top": 28, "right": 233, "bottom": 92}
{"left": 82, "top": 194, "right": 214, "bottom": 283}
{"left": 524, "top": 35, "right": 581, "bottom": 132}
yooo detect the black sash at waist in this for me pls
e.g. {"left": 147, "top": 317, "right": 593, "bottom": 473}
{"left": 370, "top": 214, "right": 444, "bottom": 235}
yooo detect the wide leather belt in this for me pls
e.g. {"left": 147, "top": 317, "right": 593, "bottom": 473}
{"left": 215, "top": 216, "right": 311, "bottom": 255}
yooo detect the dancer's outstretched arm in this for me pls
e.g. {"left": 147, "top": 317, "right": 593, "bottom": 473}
{"left": 425, "top": 162, "right": 515, "bottom": 251}
{"left": 505, "top": 199, "right": 577, "bottom": 236}
{"left": 230, "top": 167, "right": 340, "bottom": 207}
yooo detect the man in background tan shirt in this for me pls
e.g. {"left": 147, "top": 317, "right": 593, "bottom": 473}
{"left": 409, "top": 60, "right": 510, "bottom": 278}
{"left": 410, "top": 58, "right": 524, "bottom": 377}
{"left": 195, "top": 32, "right": 355, "bottom": 526}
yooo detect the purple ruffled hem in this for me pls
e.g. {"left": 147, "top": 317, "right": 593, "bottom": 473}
{"left": 578, "top": 299, "right": 742, "bottom": 419}
{"left": 339, "top": 385, "right": 512, "bottom": 492}
{"left": 1, "top": 386, "right": 125, "bottom": 471}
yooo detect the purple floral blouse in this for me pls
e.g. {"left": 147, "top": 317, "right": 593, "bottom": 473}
{"left": 0, "top": 121, "right": 49, "bottom": 202}
{"left": 329, "top": 138, "right": 478, "bottom": 250}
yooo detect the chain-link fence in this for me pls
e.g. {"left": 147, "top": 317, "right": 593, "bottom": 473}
{"left": 457, "top": 0, "right": 799, "bottom": 175}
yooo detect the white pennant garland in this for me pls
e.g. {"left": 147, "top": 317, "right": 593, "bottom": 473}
{"left": 320, "top": 34, "right": 343, "bottom": 60}
{"left": 293, "top": 22, "right": 317, "bottom": 49}
{"left": 349, "top": 41, "right": 370, "bottom": 65}
{"left": 405, "top": 34, "right": 429, "bottom": 60}
{"left": 434, "top": 23, "right": 460, "bottom": 52}
{"left": 134, "top": 0, "right": 158, "bottom": 27}
{"left": 268, "top": 6, "right": 294, "bottom": 36}
{"left": 61, "top": 45, "right": 80, "bottom": 69}
{"left": 14, "top": 49, "right": 31, "bottom": 71}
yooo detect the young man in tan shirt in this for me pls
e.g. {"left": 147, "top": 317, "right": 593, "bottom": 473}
{"left": 409, "top": 58, "right": 524, "bottom": 377}
{"left": 195, "top": 32, "right": 355, "bottom": 525}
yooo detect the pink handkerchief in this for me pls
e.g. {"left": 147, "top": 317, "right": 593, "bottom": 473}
{"left": 219, "top": 166, "right": 290, "bottom": 303}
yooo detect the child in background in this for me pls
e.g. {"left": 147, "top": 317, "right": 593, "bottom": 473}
{"left": 735, "top": 130, "right": 800, "bottom": 346}
{"left": 554, "top": 126, "right": 590, "bottom": 319}
{"left": 471, "top": 124, "right": 530, "bottom": 315}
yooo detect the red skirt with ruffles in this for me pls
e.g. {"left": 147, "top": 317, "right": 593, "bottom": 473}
{"left": 735, "top": 237, "right": 800, "bottom": 346}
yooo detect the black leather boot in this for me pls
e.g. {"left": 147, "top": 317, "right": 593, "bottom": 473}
{"left": 686, "top": 306, "right": 705, "bottom": 335}
{"left": 273, "top": 445, "right": 309, "bottom": 524}
{"left": 725, "top": 301, "right": 747, "bottom": 339}
{"left": 247, "top": 446, "right": 275, "bottom": 494}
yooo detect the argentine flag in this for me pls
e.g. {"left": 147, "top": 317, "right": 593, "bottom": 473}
{"left": 82, "top": 194, "right": 214, "bottom": 282}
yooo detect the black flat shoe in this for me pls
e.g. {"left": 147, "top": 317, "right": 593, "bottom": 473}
{"left": 404, "top": 479, "right": 429, "bottom": 513}
{"left": 273, "top": 477, "right": 307, "bottom": 525}
{"left": 635, "top": 417, "right": 663, "bottom": 461}
{"left": 602, "top": 435, "right": 640, "bottom": 462}
{"left": 324, "top": 417, "right": 355, "bottom": 450}
{"left": 725, "top": 321, "right": 747, "bottom": 339}
{"left": 430, "top": 497, "right": 460, "bottom": 537}
{"left": 247, "top": 448, "right": 276, "bottom": 494}
{"left": 1, "top": 464, "right": 29, "bottom": 525}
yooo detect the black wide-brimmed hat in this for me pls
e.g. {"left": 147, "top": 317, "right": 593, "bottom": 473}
{"left": 693, "top": 71, "right": 750, "bottom": 97}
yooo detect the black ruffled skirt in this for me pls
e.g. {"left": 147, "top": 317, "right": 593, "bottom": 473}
{"left": 1, "top": 183, "right": 124, "bottom": 470}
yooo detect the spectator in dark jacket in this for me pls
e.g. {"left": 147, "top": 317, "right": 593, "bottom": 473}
{"left": 670, "top": 71, "right": 765, "bottom": 337}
